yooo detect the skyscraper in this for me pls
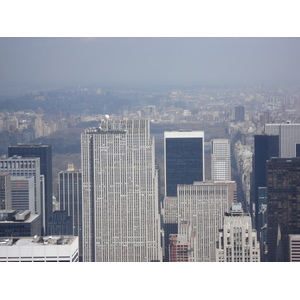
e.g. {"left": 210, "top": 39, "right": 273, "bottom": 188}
{"left": 164, "top": 130, "right": 205, "bottom": 197}
{"left": 216, "top": 204, "right": 260, "bottom": 262}
{"left": 235, "top": 106, "right": 245, "bottom": 122}
{"left": 58, "top": 163, "right": 82, "bottom": 260}
{"left": 81, "top": 118, "right": 162, "bottom": 262}
{"left": 11, "top": 176, "right": 35, "bottom": 212}
{"left": 264, "top": 123, "right": 300, "bottom": 158}
{"left": 211, "top": 138, "right": 231, "bottom": 181}
{"left": 266, "top": 157, "right": 300, "bottom": 262}
{"left": 58, "top": 164, "right": 82, "bottom": 237}
{"left": 177, "top": 181, "right": 236, "bottom": 261}
{"left": 8, "top": 144, "right": 52, "bottom": 233}
{"left": 252, "top": 134, "right": 279, "bottom": 230}
{"left": 163, "top": 130, "right": 204, "bottom": 261}
{"left": 0, "top": 157, "right": 43, "bottom": 221}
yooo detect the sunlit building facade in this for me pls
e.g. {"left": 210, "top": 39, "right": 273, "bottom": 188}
{"left": 81, "top": 118, "right": 162, "bottom": 262}
{"left": 177, "top": 181, "right": 235, "bottom": 262}
{"left": 216, "top": 204, "right": 260, "bottom": 262}
{"left": 211, "top": 138, "right": 231, "bottom": 181}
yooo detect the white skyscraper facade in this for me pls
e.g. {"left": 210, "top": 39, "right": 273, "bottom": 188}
{"left": 81, "top": 119, "right": 162, "bottom": 262}
{"left": 177, "top": 181, "right": 236, "bottom": 262}
{"left": 216, "top": 205, "right": 260, "bottom": 262}
{"left": 211, "top": 139, "right": 231, "bottom": 181}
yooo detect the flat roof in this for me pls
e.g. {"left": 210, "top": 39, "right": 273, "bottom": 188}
{"left": 164, "top": 131, "right": 204, "bottom": 139}
{"left": 0, "top": 236, "right": 77, "bottom": 246}
{"left": 0, "top": 213, "right": 40, "bottom": 223}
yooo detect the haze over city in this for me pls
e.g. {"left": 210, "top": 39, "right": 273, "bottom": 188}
{"left": 1, "top": 37, "right": 300, "bottom": 91}
{"left": 1, "top": 2, "right": 300, "bottom": 298}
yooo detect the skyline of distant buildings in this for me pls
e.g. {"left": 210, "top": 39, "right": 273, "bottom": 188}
{"left": 1, "top": 85, "right": 300, "bottom": 261}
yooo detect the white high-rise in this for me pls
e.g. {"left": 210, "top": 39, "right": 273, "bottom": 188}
{"left": 81, "top": 119, "right": 162, "bottom": 262}
{"left": 216, "top": 204, "right": 260, "bottom": 262}
{"left": 211, "top": 139, "right": 231, "bottom": 181}
{"left": 177, "top": 181, "right": 236, "bottom": 262}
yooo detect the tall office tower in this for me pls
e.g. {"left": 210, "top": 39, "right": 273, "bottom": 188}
{"left": 11, "top": 176, "right": 35, "bottom": 212}
{"left": 0, "top": 235, "right": 78, "bottom": 262}
{"left": 234, "top": 105, "right": 245, "bottom": 122}
{"left": 266, "top": 157, "right": 300, "bottom": 262}
{"left": 0, "top": 157, "right": 42, "bottom": 219}
{"left": 164, "top": 131, "right": 205, "bottom": 197}
{"left": 81, "top": 119, "right": 162, "bottom": 262}
{"left": 177, "top": 181, "right": 236, "bottom": 262}
{"left": 211, "top": 139, "right": 231, "bottom": 181}
{"left": 58, "top": 164, "right": 82, "bottom": 237}
{"left": 0, "top": 173, "right": 12, "bottom": 210}
{"left": 8, "top": 144, "right": 52, "bottom": 233}
{"left": 252, "top": 134, "right": 279, "bottom": 230}
{"left": 163, "top": 130, "right": 204, "bottom": 261}
{"left": 265, "top": 123, "right": 300, "bottom": 158}
{"left": 216, "top": 203, "right": 260, "bottom": 262}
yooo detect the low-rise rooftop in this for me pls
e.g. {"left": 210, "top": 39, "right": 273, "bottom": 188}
{"left": 0, "top": 235, "right": 77, "bottom": 247}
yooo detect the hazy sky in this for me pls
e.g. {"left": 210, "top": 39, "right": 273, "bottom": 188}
{"left": 1, "top": 37, "right": 300, "bottom": 88}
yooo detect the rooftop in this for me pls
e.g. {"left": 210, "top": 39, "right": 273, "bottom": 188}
{"left": 0, "top": 235, "right": 77, "bottom": 247}
{"left": 0, "top": 210, "right": 40, "bottom": 223}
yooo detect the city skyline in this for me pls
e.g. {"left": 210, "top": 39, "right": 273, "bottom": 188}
{"left": 1, "top": 3, "right": 299, "bottom": 293}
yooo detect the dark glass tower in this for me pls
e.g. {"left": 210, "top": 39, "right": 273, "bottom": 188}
{"left": 252, "top": 134, "right": 279, "bottom": 230}
{"left": 266, "top": 157, "right": 300, "bottom": 262}
{"left": 8, "top": 144, "right": 52, "bottom": 234}
{"left": 163, "top": 131, "right": 204, "bottom": 261}
{"left": 164, "top": 131, "right": 205, "bottom": 197}
{"left": 58, "top": 164, "right": 82, "bottom": 237}
{"left": 234, "top": 106, "right": 245, "bottom": 122}
{"left": 58, "top": 164, "right": 82, "bottom": 260}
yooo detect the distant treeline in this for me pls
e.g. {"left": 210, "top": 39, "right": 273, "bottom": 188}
{"left": 0, "top": 93, "right": 136, "bottom": 115}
